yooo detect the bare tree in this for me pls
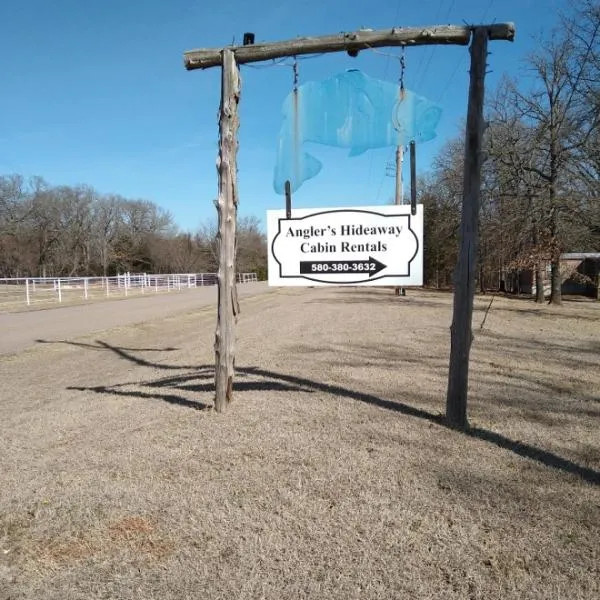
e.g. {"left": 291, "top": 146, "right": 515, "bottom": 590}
{"left": 51, "top": 185, "right": 95, "bottom": 276}
{"left": 0, "top": 174, "right": 186, "bottom": 277}
{"left": 113, "top": 200, "right": 174, "bottom": 273}
{"left": 485, "top": 108, "right": 550, "bottom": 302}
{"left": 236, "top": 215, "right": 267, "bottom": 278}
{"left": 491, "top": 9, "right": 599, "bottom": 304}
{"left": 0, "top": 175, "right": 33, "bottom": 276}
{"left": 417, "top": 159, "right": 462, "bottom": 289}
{"left": 195, "top": 218, "right": 219, "bottom": 272}
{"left": 0, "top": 174, "right": 29, "bottom": 235}
{"left": 91, "top": 195, "right": 122, "bottom": 276}
{"left": 195, "top": 214, "right": 267, "bottom": 278}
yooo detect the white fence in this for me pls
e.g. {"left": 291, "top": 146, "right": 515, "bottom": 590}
{"left": 0, "top": 272, "right": 258, "bottom": 310}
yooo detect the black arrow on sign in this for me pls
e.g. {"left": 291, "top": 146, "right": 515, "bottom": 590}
{"left": 299, "top": 256, "right": 387, "bottom": 277}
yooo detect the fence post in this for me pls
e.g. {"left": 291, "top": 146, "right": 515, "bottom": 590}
{"left": 106, "top": 277, "right": 110, "bottom": 298}
{"left": 25, "top": 278, "right": 30, "bottom": 306}
{"left": 84, "top": 278, "right": 88, "bottom": 300}
{"left": 57, "top": 278, "right": 62, "bottom": 303}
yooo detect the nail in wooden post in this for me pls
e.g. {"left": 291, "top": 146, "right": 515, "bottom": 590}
{"left": 214, "top": 48, "right": 240, "bottom": 413}
{"left": 446, "top": 27, "right": 489, "bottom": 429}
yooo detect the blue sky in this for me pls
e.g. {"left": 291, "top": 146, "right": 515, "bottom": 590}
{"left": 1, "top": 0, "right": 565, "bottom": 232}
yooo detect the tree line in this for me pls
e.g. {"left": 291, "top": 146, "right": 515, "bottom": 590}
{"left": 420, "top": 0, "right": 599, "bottom": 304}
{"left": 0, "top": 174, "right": 267, "bottom": 279}
{"left": 2, "top": 1, "right": 597, "bottom": 304}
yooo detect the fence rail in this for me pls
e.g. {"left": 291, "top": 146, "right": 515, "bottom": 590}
{"left": 0, "top": 272, "right": 258, "bottom": 310}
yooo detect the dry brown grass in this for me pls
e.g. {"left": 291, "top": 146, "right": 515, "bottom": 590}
{"left": 0, "top": 286, "right": 599, "bottom": 599}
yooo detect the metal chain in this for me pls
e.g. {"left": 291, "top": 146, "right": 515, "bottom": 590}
{"left": 399, "top": 46, "right": 406, "bottom": 99}
{"left": 393, "top": 46, "right": 407, "bottom": 134}
{"left": 293, "top": 56, "right": 299, "bottom": 92}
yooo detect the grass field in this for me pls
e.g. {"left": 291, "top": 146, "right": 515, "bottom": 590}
{"left": 0, "top": 286, "right": 598, "bottom": 599}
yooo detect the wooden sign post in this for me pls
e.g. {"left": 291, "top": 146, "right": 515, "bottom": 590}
{"left": 183, "top": 23, "right": 515, "bottom": 414}
{"left": 213, "top": 48, "right": 241, "bottom": 413}
{"left": 445, "top": 28, "right": 489, "bottom": 429}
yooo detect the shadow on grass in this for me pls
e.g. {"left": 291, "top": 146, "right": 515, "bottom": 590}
{"left": 36, "top": 339, "right": 180, "bottom": 353}
{"left": 46, "top": 338, "right": 600, "bottom": 487}
{"left": 68, "top": 385, "right": 213, "bottom": 411}
{"left": 288, "top": 337, "right": 600, "bottom": 409}
{"left": 36, "top": 339, "right": 190, "bottom": 370}
{"left": 305, "top": 288, "right": 600, "bottom": 320}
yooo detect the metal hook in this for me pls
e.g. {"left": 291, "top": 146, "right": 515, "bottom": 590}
{"left": 285, "top": 181, "right": 292, "bottom": 219}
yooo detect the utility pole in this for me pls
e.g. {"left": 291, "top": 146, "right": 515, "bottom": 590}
{"left": 394, "top": 144, "right": 406, "bottom": 297}
{"left": 183, "top": 22, "right": 515, "bottom": 413}
{"left": 395, "top": 144, "right": 404, "bottom": 205}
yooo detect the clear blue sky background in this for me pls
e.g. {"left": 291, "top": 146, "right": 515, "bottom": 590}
{"left": 1, "top": 0, "right": 565, "bottom": 232}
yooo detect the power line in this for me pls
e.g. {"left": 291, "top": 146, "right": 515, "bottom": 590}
{"left": 444, "top": 0, "right": 457, "bottom": 21}
{"left": 368, "top": 0, "right": 402, "bottom": 200}
{"left": 379, "top": 0, "right": 494, "bottom": 199}
{"left": 376, "top": 0, "right": 447, "bottom": 202}
{"left": 414, "top": 0, "right": 447, "bottom": 90}
{"left": 375, "top": 148, "right": 396, "bottom": 203}
{"left": 240, "top": 52, "right": 327, "bottom": 70}
{"left": 416, "top": 0, "right": 457, "bottom": 90}
{"left": 383, "top": 0, "right": 403, "bottom": 79}
{"left": 435, "top": 0, "right": 495, "bottom": 104}
{"left": 436, "top": 55, "right": 467, "bottom": 104}
{"left": 481, "top": 0, "right": 495, "bottom": 22}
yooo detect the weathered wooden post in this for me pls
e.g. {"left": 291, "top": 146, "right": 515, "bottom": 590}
{"left": 214, "top": 48, "right": 241, "bottom": 412}
{"left": 445, "top": 27, "right": 489, "bottom": 429}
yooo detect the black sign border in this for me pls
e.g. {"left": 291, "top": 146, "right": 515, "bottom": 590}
{"left": 270, "top": 208, "right": 420, "bottom": 285}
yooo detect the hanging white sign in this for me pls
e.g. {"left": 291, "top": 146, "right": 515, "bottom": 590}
{"left": 267, "top": 204, "right": 423, "bottom": 286}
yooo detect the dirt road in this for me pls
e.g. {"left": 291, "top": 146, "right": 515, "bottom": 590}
{"left": 0, "top": 281, "right": 270, "bottom": 355}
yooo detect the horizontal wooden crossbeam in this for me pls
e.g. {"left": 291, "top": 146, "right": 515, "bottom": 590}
{"left": 183, "top": 23, "right": 515, "bottom": 70}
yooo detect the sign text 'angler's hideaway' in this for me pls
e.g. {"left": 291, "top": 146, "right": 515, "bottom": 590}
{"left": 267, "top": 205, "right": 423, "bottom": 286}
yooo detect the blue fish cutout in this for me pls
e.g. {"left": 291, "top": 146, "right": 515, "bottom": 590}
{"left": 273, "top": 69, "right": 443, "bottom": 194}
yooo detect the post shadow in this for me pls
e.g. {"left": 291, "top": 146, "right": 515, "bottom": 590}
{"left": 43, "top": 338, "right": 600, "bottom": 487}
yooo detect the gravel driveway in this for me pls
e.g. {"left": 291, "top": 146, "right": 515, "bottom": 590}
{"left": 0, "top": 282, "right": 270, "bottom": 355}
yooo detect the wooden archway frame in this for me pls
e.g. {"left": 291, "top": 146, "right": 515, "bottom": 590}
{"left": 183, "top": 23, "right": 516, "bottom": 425}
